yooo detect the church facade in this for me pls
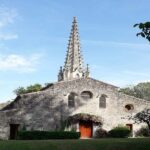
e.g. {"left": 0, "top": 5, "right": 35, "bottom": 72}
{"left": 0, "top": 17, "right": 150, "bottom": 139}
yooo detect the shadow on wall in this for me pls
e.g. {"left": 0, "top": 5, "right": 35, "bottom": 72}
{"left": 0, "top": 89, "right": 107, "bottom": 139}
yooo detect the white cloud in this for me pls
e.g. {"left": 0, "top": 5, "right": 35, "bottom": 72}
{"left": 83, "top": 40, "right": 150, "bottom": 49}
{"left": 0, "top": 6, "right": 18, "bottom": 40}
{"left": 0, "top": 7, "right": 17, "bottom": 28}
{"left": 123, "top": 70, "right": 150, "bottom": 77}
{"left": 0, "top": 33, "right": 18, "bottom": 40}
{"left": 0, "top": 7, "right": 41, "bottom": 73}
{"left": 90, "top": 64, "right": 150, "bottom": 87}
{"left": 0, "top": 54, "right": 42, "bottom": 73}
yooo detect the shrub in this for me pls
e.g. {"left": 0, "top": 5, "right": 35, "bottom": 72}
{"left": 17, "top": 131, "right": 80, "bottom": 140}
{"left": 108, "top": 126, "right": 131, "bottom": 138}
{"left": 95, "top": 128, "right": 108, "bottom": 138}
{"left": 135, "top": 126, "right": 150, "bottom": 137}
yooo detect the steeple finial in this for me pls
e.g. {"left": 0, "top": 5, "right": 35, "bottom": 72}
{"left": 73, "top": 16, "right": 77, "bottom": 22}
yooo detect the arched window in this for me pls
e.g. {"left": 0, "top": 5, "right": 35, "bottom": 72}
{"left": 81, "top": 91, "right": 93, "bottom": 100}
{"left": 99, "top": 94, "right": 107, "bottom": 108}
{"left": 68, "top": 92, "right": 77, "bottom": 107}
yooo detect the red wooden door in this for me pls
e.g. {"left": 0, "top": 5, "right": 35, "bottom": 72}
{"left": 79, "top": 121, "right": 92, "bottom": 138}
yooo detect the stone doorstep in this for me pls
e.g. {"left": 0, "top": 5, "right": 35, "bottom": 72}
{"left": 80, "top": 137, "right": 93, "bottom": 139}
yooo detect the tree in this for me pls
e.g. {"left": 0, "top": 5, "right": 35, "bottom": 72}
{"left": 134, "top": 22, "right": 150, "bottom": 42}
{"left": 26, "top": 84, "right": 42, "bottom": 93}
{"left": 14, "top": 84, "right": 42, "bottom": 95}
{"left": 119, "top": 82, "right": 150, "bottom": 101}
{"left": 14, "top": 87, "right": 26, "bottom": 95}
{"left": 119, "top": 87, "right": 136, "bottom": 97}
{"left": 133, "top": 109, "right": 150, "bottom": 131}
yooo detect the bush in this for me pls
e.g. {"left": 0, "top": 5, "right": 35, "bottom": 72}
{"left": 17, "top": 131, "right": 80, "bottom": 140}
{"left": 135, "top": 126, "right": 150, "bottom": 137}
{"left": 95, "top": 128, "right": 108, "bottom": 138}
{"left": 108, "top": 126, "right": 131, "bottom": 138}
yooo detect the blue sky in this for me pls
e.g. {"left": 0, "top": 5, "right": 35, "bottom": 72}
{"left": 0, "top": 0, "right": 150, "bottom": 102}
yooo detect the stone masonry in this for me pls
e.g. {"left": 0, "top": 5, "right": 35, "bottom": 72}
{"left": 0, "top": 17, "right": 150, "bottom": 139}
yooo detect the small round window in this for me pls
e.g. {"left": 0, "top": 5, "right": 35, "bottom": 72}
{"left": 125, "top": 104, "right": 134, "bottom": 111}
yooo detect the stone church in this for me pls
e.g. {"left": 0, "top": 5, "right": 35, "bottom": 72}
{"left": 0, "top": 17, "right": 150, "bottom": 140}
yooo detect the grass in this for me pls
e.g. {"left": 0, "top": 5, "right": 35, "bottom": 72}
{"left": 0, "top": 138, "right": 150, "bottom": 150}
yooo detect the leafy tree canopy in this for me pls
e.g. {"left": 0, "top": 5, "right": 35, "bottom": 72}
{"left": 128, "top": 109, "right": 150, "bottom": 133}
{"left": 133, "top": 109, "right": 150, "bottom": 130}
{"left": 134, "top": 22, "right": 150, "bottom": 42}
{"left": 14, "top": 84, "right": 42, "bottom": 95}
{"left": 119, "top": 82, "right": 150, "bottom": 101}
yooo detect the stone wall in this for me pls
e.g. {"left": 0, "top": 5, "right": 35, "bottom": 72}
{"left": 0, "top": 77, "right": 150, "bottom": 139}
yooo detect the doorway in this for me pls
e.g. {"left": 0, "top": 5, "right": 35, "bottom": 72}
{"left": 79, "top": 121, "right": 93, "bottom": 138}
{"left": 10, "top": 124, "right": 20, "bottom": 140}
{"left": 126, "top": 124, "right": 133, "bottom": 136}
{"left": 126, "top": 124, "right": 133, "bottom": 131}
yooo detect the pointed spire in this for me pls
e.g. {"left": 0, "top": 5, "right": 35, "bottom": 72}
{"left": 57, "top": 17, "right": 90, "bottom": 82}
{"left": 58, "top": 66, "right": 63, "bottom": 81}
{"left": 64, "top": 17, "right": 83, "bottom": 71}
{"left": 63, "top": 17, "right": 84, "bottom": 80}
{"left": 85, "top": 64, "right": 90, "bottom": 78}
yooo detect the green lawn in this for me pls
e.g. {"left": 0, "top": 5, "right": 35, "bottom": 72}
{"left": 0, "top": 138, "right": 150, "bottom": 150}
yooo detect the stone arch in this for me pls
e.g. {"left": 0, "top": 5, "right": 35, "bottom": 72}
{"left": 68, "top": 92, "right": 77, "bottom": 107}
{"left": 99, "top": 94, "right": 107, "bottom": 108}
{"left": 81, "top": 91, "right": 93, "bottom": 100}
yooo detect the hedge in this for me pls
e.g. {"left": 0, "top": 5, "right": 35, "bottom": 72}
{"left": 95, "top": 128, "right": 108, "bottom": 138}
{"left": 17, "top": 131, "right": 80, "bottom": 140}
{"left": 108, "top": 126, "right": 131, "bottom": 138}
{"left": 135, "top": 126, "right": 150, "bottom": 137}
